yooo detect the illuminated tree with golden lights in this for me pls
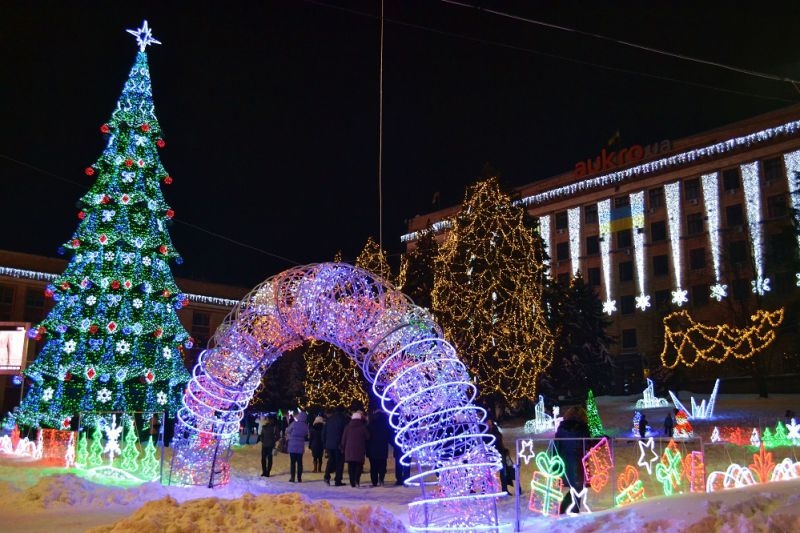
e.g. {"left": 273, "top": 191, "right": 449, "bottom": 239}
{"left": 301, "top": 340, "right": 369, "bottom": 411}
{"left": 355, "top": 236, "right": 393, "bottom": 283}
{"left": 431, "top": 177, "right": 554, "bottom": 407}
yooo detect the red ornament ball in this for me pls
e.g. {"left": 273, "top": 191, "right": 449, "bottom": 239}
{"left": 163, "top": 175, "right": 173, "bottom": 185}
{"left": 162, "top": 289, "right": 171, "bottom": 298}
{"left": 71, "top": 239, "right": 81, "bottom": 248}
{"left": 153, "top": 328, "right": 163, "bottom": 338}
{"left": 60, "top": 282, "right": 70, "bottom": 290}
{"left": 158, "top": 245, "right": 168, "bottom": 255}
{"left": 89, "top": 324, "right": 99, "bottom": 334}
{"left": 141, "top": 123, "right": 151, "bottom": 132}
{"left": 156, "top": 139, "right": 166, "bottom": 148}
{"left": 165, "top": 209, "right": 175, "bottom": 219}
{"left": 101, "top": 195, "right": 111, "bottom": 204}
{"left": 77, "top": 211, "right": 86, "bottom": 219}
{"left": 124, "top": 158, "right": 134, "bottom": 167}
{"left": 84, "top": 167, "right": 95, "bottom": 176}
{"left": 100, "top": 124, "right": 110, "bottom": 134}
{"left": 111, "top": 280, "right": 121, "bottom": 289}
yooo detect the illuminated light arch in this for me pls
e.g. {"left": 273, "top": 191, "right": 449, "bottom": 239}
{"left": 660, "top": 308, "right": 784, "bottom": 369}
{"left": 168, "top": 263, "right": 506, "bottom": 531}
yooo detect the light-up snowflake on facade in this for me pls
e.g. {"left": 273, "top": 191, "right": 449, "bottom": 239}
{"left": 671, "top": 288, "right": 688, "bottom": 307}
{"left": 602, "top": 299, "right": 617, "bottom": 316}
{"left": 169, "top": 263, "right": 506, "bottom": 532}
{"left": 710, "top": 283, "right": 728, "bottom": 301}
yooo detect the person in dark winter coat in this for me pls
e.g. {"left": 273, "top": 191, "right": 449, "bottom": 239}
{"left": 486, "top": 418, "right": 511, "bottom": 494}
{"left": 286, "top": 411, "right": 310, "bottom": 482}
{"left": 639, "top": 414, "right": 648, "bottom": 439}
{"left": 260, "top": 415, "right": 280, "bottom": 477}
{"left": 554, "top": 405, "right": 591, "bottom": 515}
{"left": 664, "top": 410, "right": 675, "bottom": 437}
{"left": 366, "top": 409, "right": 392, "bottom": 486}
{"left": 340, "top": 410, "right": 370, "bottom": 487}
{"left": 322, "top": 406, "right": 348, "bottom": 486}
{"left": 309, "top": 415, "right": 325, "bottom": 473}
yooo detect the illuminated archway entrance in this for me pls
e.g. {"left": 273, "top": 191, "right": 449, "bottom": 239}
{"left": 169, "top": 263, "right": 506, "bottom": 531}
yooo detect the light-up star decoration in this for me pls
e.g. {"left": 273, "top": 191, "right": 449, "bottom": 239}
{"left": 518, "top": 439, "right": 537, "bottom": 465}
{"left": 127, "top": 20, "right": 161, "bottom": 52}
{"left": 796, "top": 273, "right": 800, "bottom": 287}
{"left": 565, "top": 487, "right": 591, "bottom": 515}
{"left": 751, "top": 277, "right": 771, "bottom": 295}
{"left": 710, "top": 283, "right": 728, "bottom": 302}
{"left": 635, "top": 293, "right": 651, "bottom": 311}
{"left": 637, "top": 437, "right": 659, "bottom": 475}
{"left": 602, "top": 299, "right": 617, "bottom": 315}
{"left": 671, "top": 288, "right": 688, "bottom": 306}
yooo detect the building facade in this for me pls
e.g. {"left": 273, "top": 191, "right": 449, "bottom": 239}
{"left": 404, "top": 105, "right": 800, "bottom": 392}
{"left": 0, "top": 249, "right": 250, "bottom": 415}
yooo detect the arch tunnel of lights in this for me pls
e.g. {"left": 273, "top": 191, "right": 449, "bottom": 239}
{"left": 168, "top": 263, "right": 507, "bottom": 531}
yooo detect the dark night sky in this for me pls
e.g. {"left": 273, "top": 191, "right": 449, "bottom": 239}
{"left": 2, "top": 1, "right": 798, "bottom": 289}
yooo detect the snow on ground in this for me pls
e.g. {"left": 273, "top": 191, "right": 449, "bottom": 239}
{"left": 1, "top": 391, "right": 799, "bottom": 532}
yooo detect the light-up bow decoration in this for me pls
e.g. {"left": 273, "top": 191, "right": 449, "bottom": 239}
{"left": 169, "top": 263, "right": 505, "bottom": 532}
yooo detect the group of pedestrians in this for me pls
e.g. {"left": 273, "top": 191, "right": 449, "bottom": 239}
{"left": 257, "top": 406, "right": 409, "bottom": 488}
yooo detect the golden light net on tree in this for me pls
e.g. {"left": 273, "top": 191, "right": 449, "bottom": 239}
{"left": 660, "top": 308, "right": 784, "bottom": 368}
{"left": 431, "top": 177, "right": 554, "bottom": 405}
{"left": 301, "top": 340, "right": 369, "bottom": 410}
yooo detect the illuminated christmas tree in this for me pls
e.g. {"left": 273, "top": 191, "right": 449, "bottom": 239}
{"left": 585, "top": 389, "right": 605, "bottom": 437}
{"left": 432, "top": 177, "right": 554, "bottom": 405}
{"left": 397, "top": 227, "right": 439, "bottom": 310}
{"left": 10, "top": 22, "right": 191, "bottom": 430}
{"left": 355, "top": 236, "right": 393, "bottom": 283}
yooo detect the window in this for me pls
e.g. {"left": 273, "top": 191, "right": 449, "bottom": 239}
{"left": 556, "top": 242, "right": 569, "bottom": 261}
{"left": 620, "top": 295, "right": 635, "bottom": 315}
{"left": 619, "top": 261, "right": 634, "bottom": 282}
{"left": 723, "top": 168, "right": 740, "bottom": 192}
{"left": 617, "top": 229, "right": 632, "bottom": 249}
{"left": 584, "top": 204, "right": 598, "bottom": 225}
{"left": 655, "top": 289, "right": 671, "bottom": 309}
{"left": 587, "top": 267, "right": 601, "bottom": 287}
{"left": 653, "top": 255, "right": 669, "bottom": 277}
{"left": 689, "top": 248, "right": 706, "bottom": 270}
{"left": 692, "top": 284, "right": 709, "bottom": 307}
{"left": 614, "top": 196, "right": 630, "bottom": 209}
{"left": 732, "top": 278, "right": 750, "bottom": 301}
{"left": 650, "top": 220, "right": 667, "bottom": 242}
{"left": 762, "top": 157, "right": 783, "bottom": 183}
{"left": 684, "top": 178, "right": 701, "bottom": 201}
{"left": 729, "top": 240, "right": 748, "bottom": 265}
{"left": 191, "top": 311, "right": 211, "bottom": 348}
{"left": 24, "top": 287, "right": 45, "bottom": 323}
{"left": 687, "top": 213, "right": 704, "bottom": 236}
{"left": 555, "top": 211, "right": 568, "bottom": 230}
{"left": 726, "top": 204, "right": 744, "bottom": 227}
{"left": 648, "top": 187, "right": 664, "bottom": 210}
{"left": 586, "top": 235, "right": 599, "bottom": 255}
{"left": 767, "top": 194, "right": 787, "bottom": 218}
{"left": 0, "top": 285, "right": 13, "bottom": 321}
{"left": 622, "top": 329, "right": 637, "bottom": 349}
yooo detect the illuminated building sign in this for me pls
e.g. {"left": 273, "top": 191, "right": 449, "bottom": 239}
{"left": 574, "top": 141, "right": 672, "bottom": 178}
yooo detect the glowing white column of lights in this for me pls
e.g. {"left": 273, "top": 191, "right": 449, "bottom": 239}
{"left": 597, "top": 199, "right": 616, "bottom": 314}
{"left": 741, "top": 162, "right": 770, "bottom": 294}
{"left": 630, "top": 191, "right": 650, "bottom": 310}
{"left": 701, "top": 172, "right": 727, "bottom": 301}
{"left": 538, "top": 215, "right": 552, "bottom": 275}
{"left": 664, "top": 182, "right": 688, "bottom": 306}
{"left": 568, "top": 207, "right": 581, "bottom": 276}
{"left": 783, "top": 151, "right": 800, "bottom": 286}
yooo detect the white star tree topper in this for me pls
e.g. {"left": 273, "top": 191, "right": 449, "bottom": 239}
{"left": 127, "top": 20, "right": 161, "bottom": 52}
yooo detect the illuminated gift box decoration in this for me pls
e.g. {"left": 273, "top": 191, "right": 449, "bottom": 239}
{"left": 528, "top": 451, "right": 565, "bottom": 516}
{"left": 582, "top": 436, "right": 613, "bottom": 493}
{"left": 615, "top": 465, "right": 646, "bottom": 506}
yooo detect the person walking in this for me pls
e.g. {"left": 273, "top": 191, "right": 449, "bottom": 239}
{"left": 366, "top": 409, "right": 391, "bottom": 486}
{"left": 341, "top": 410, "right": 370, "bottom": 487}
{"left": 322, "top": 406, "right": 348, "bottom": 486}
{"left": 286, "top": 411, "right": 310, "bottom": 483}
{"left": 309, "top": 414, "right": 325, "bottom": 473}
{"left": 555, "top": 405, "right": 591, "bottom": 515}
{"left": 255, "top": 412, "right": 268, "bottom": 444}
{"left": 260, "top": 414, "right": 279, "bottom": 477}
{"left": 639, "top": 414, "right": 648, "bottom": 439}
{"left": 486, "top": 417, "right": 511, "bottom": 494}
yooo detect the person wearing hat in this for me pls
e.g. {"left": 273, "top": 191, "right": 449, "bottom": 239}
{"left": 309, "top": 414, "right": 326, "bottom": 473}
{"left": 367, "top": 409, "right": 392, "bottom": 487}
{"left": 341, "top": 410, "right": 370, "bottom": 487}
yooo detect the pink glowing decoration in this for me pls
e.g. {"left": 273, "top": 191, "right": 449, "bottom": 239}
{"left": 169, "top": 263, "right": 505, "bottom": 531}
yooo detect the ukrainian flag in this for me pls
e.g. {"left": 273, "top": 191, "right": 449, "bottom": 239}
{"left": 608, "top": 205, "right": 633, "bottom": 233}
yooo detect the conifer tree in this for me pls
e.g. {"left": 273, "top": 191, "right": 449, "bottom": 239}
{"left": 432, "top": 177, "right": 554, "bottom": 405}
{"left": 585, "top": 389, "right": 605, "bottom": 437}
{"left": 10, "top": 22, "right": 191, "bottom": 430}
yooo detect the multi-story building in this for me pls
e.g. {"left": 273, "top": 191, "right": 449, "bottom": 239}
{"left": 404, "top": 104, "right": 800, "bottom": 393}
{"left": 0, "top": 249, "right": 249, "bottom": 415}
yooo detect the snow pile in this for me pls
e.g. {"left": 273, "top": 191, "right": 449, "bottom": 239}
{"left": 88, "top": 492, "right": 407, "bottom": 533}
